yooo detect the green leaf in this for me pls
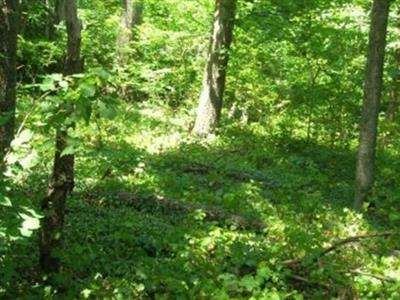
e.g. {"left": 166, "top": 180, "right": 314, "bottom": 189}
{"left": 81, "top": 289, "right": 92, "bottom": 299}
{"left": 60, "top": 145, "right": 75, "bottom": 157}
{"left": 239, "top": 275, "right": 259, "bottom": 291}
{"left": 40, "top": 78, "right": 56, "bottom": 91}
{"left": 80, "top": 84, "right": 96, "bottom": 98}
{"left": 11, "top": 129, "right": 33, "bottom": 147}
{"left": 50, "top": 73, "right": 63, "bottom": 81}
{"left": 257, "top": 265, "right": 272, "bottom": 279}
{"left": 98, "top": 102, "right": 117, "bottom": 119}
{"left": 59, "top": 80, "right": 69, "bottom": 90}
{"left": 0, "top": 194, "right": 12, "bottom": 207}
{"left": 19, "top": 212, "right": 41, "bottom": 237}
{"left": 19, "top": 151, "right": 39, "bottom": 169}
{"left": 91, "top": 67, "right": 110, "bottom": 80}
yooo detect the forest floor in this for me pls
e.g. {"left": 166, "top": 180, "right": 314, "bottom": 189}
{"left": 3, "top": 103, "right": 400, "bottom": 299}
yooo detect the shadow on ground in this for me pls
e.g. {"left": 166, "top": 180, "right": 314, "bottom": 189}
{"left": 3, "top": 123, "right": 399, "bottom": 299}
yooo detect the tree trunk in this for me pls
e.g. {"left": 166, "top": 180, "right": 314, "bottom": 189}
{"left": 116, "top": 0, "right": 143, "bottom": 63}
{"left": 54, "top": 0, "right": 66, "bottom": 24}
{"left": 387, "top": 86, "right": 399, "bottom": 122}
{"left": 192, "top": 0, "right": 237, "bottom": 136}
{"left": 354, "top": 0, "right": 390, "bottom": 210}
{"left": 0, "top": 0, "right": 19, "bottom": 161}
{"left": 47, "top": 0, "right": 66, "bottom": 40}
{"left": 386, "top": 49, "right": 400, "bottom": 122}
{"left": 40, "top": 0, "right": 83, "bottom": 274}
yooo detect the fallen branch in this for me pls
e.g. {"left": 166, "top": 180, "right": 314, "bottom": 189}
{"left": 284, "top": 231, "right": 399, "bottom": 267}
{"left": 287, "top": 274, "right": 331, "bottom": 289}
{"left": 180, "top": 162, "right": 279, "bottom": 188}
{"left": 91, "top": 191, "right": 267, "bottom": 232}
{"left": 318, "top": 232, "right": 396, "bottom": 259}
{"left": 348, "top": 269, "right": 398, "bottom": 283}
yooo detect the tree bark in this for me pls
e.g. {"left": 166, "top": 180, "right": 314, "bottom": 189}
{"left": 47, "top": 0, "right": 66, "bottom": 40}
{"left": 116, "top": 0, "right": 143, "bottom": 63}
{"left": 40, "top": 0, "right": 83, "bottom": 274}
{"left": 354, "top": 0, "right": 390, "bottom": 210}
{"left": 192, "top": 0, "right": 237, "bottom": 136}
{"left": 386, "top": 49, "right": 400, "bottom": 122}
{"left": 54, "top": 0, "right": 65, "bottom": 25}
{"left": 0, "top": 0, "right": 19, "bottom": 161}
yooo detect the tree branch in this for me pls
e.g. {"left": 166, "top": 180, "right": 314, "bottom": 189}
{"left": 284, "top": 231, "right": 399, "bottom": 267}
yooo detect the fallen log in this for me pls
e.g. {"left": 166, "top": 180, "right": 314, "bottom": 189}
{"left": 107, "top": 191, "right": 267, "bottom": 232}
{"left": 179, "top": 162, "right": 280, "bottom": 188}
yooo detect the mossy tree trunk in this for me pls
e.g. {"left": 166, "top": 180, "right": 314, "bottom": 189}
{"left": 39, "top": 0, "right": 83, "bottom": 274}
{"left": 192, "top": 0, "right": 237, "bottom": 136}
{"left": 354, "top": 0, "right": 390, "bottom": 210}
{"left": 0, "top": 0, "right": 19, "bottom": 161}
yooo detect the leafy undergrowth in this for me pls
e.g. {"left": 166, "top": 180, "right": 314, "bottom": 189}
{"left": 1, "top": 103, "right": 400, "bottom": 299}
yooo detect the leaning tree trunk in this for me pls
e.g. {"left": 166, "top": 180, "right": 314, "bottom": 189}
{"left": 40, "top": 0, "right": 83, "bottom": 274}
{"left": 192, "top": 0, "right": 237, "bottom": 136}
{"left": 354, "top": 0, "right": 390, "bottom": 210}
{"left": 0, "top": 0, "right": 19, "bottom": 161}
{"left": 116, "top": 0, "right": 143, "bottom": 63}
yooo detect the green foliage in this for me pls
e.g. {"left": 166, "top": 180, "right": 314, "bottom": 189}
{"left": 2, "top": 103, "right": 399, "bottom": 299}
{"left": 1, "top": 0, "right": 400, "bottom": 299}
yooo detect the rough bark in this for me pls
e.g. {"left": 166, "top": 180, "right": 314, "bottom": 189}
{"left": 354, "top": 0, "right": 390, "bottom": 210}
{"left": 0, "top": 0, "right": 19, "bottom": 161}
{"left": 192, "top": 0, "right": 237, "bottom": 136}
{"left": 40, "top": 0, "right": 82, "bottom": 274}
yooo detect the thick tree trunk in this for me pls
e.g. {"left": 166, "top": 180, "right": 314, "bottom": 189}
{"left": 192, "top": 0, "right": 237, "bottom": 136}
{"left": 0, "top": 0, "right": 19, "bottom": 161}
{"left": 40, "top": 0, "right": 82, "bottom": 274}
{"left": 116, "top": 0, "right": 143, "bottom": 62}
{"left": 354, "top": 0, "right": 390, "bottom": 210}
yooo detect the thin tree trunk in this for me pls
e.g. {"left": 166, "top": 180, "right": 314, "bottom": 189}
{"left": 116, "top": 0, "right": 143, "bottom": 63}
{"left": 354, "top": 0, "right": 390, "bottom": 210}
{"left": 386, "top": 7, "right": 400, "bottom": 122}
{"left": 40, "top": 0, "right": 83, "bottom": 274}
{"left": 47, "top": 0, "right": 65, "bottom": 40}
{"left": 54, "top": 0, "right": 65, "bottom": 24}
{"left": 0, "top": 0, "right": 19, "bottom": 161}
{"left": 386, "top": 90, "right": 398, "bottom": 122}
{"left": 386, "top": 50, "right": 400, "bottom": 122}
{"left": 192, "top": 0, "right": 237, "bottom": 136}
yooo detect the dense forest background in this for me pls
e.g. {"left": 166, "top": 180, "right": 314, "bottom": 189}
{"left": 0, "top": 0, "right": 400, "bottom": 298}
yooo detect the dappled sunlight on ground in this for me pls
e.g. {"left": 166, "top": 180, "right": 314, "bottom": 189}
{"left": 2, "top": 104, "right": 399, "bottom": 299}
